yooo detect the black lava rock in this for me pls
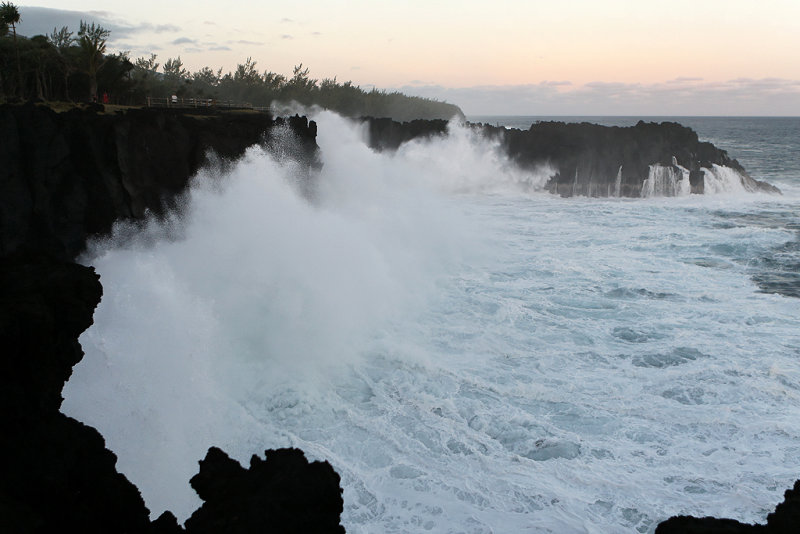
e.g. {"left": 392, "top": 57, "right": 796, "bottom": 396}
{"left": 184, "top": 447, "right": 345, "bottom": 534}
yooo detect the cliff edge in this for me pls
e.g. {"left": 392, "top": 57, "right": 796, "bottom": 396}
{"left": 0, "top": 103, "right": 344, "bottom": 533}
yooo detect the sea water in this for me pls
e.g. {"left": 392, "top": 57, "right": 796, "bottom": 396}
{"left": 62, "top": 113, "right": 800, "bottom": 533}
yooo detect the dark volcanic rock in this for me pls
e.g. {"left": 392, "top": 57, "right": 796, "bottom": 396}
{"left": 0, "top": 103, "right": 319, "bottom": 260}
{"left": 0, "top": 255, "right": 101, "bottom": 414}
{"left": 656, "top": 480, "right": 800, "bottom": 533}
{"left": 486, "top": 120, "right": 780, "bottom": 197}
{"left": 0, "top": 253, "right": 153, "bottom": 533}
{"left": 767, "top": 480, "right": 800, "bottom": 530}
{"left": 361, "top": 116, "right": 450, "bottom": 151}
{"left": 184, "top": 447, "right": 345, "bottom": 534}
{"left": 1, "top": 104, "right": 344, "bottom": 532}
{"left": 361, "top": 117, "right": 781, "bottom": 197}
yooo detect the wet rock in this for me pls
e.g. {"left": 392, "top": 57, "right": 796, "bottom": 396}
{"left": 0, "top": 103, "right": 319, "bottom": 260}
{"left": 656, "top": 479, "right": 800, "bottom": 533}
{"left": 0, "top": 104, "right": 343, "bottom": 533}
{"left": 0, "top": 254, "right": 152, "bottom": 533}
{"left": 361, "top": 117, "right": 781, "bottom": 197}
{"left": 185, "top": 447, "right": 345, "bottom": 534}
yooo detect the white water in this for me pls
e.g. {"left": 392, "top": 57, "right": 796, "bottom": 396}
{"left": 640, "top": 160, "right": 755, "bottom": 198}
{"left": 703, "top": 164, "right": 752, "bottom": 194}
{"left": 63, "top": 113, "right": 800, "bottom": 533}
{"left": 640, "top": 161, "right": 690, "bottom": 198}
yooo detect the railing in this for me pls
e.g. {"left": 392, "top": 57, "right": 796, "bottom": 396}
{"left": 146, "top": 97, "right": 270, "bottom": 112}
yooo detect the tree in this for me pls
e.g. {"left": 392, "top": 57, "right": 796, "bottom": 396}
{"left": 233, "top": 57, "right": 260, "bottom": 85}
{"left": 190, "top": 66, "right": 221, "bottom": 99}
{"left": 135, "top": 53, "right": 159, "bottom": 73}
{"left": 129, "top": 53, "right": 161, "bottom": 101}
{"left": 26, "top": 34, "right": 58, "bottom": 99}
{"left": 192, "top": 66, "right": 221, "bottom": 85}
{"left": 163, "top": 56, "right": 187, "bottom": 81}
{"left": 162, "top": 56, "right": 188, "bottom": 97}
{"left": 262, "top": 71, "right": 286, "bottom": 91}
{"left": 77, "top": 20, "right": 109, "bottom": 101}
{"left": 0, "top": 2, "right": 22, "bottom": 95}
{"left": 48, "top": 25, "right": 75, "bottom": 100}
{"left": 288, "top": 63, "right": 316, "bottom": 91}
{"left": 97, "top": 52, "right": 133, "bottom": 103}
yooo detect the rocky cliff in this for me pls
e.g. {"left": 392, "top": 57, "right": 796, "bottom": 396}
{"left": 0, "top": 103, "right": 344, "bottom": 533}
{"left": 656, "top": 480, "right": 800, "bottom": 533}
{"left": 1, "top": 104, "right": 794, "bottom": 532}
{"left": 0, "top": 103, "right": 319, "bottom": 260}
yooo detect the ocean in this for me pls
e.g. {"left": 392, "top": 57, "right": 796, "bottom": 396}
{"left": 61, "top": 113, "right": 800, "bottom": 533}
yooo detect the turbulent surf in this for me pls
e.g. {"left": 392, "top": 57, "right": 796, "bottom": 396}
{"left": 62, "top": 112, "right": 800, "bottom": 533}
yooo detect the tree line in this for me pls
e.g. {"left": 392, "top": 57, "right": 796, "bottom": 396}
{"left": 0, "top": 4, "right": 462, "bottom": 120}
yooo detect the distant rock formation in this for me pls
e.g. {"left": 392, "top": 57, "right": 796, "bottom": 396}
{"left": 361, "top": 117, "right": 781, "bottom": 197}
{"left": 656, "top": 479, "right": 800, "bottom": 533}
{"left": 488, "top": 120, "right": 780, "bottom": 197}
{"left": 0, "top": 103, "right": 344, "bottom": 533}
{"left": 362, "top": 117, "right": 450, "bottom": 151}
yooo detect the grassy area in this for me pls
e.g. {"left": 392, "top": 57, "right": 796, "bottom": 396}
{"left": 7, "top": 100, "right": 266, "bottom": 118}
{"left": 22, "top": 100, "right": 141, "bottom": 114}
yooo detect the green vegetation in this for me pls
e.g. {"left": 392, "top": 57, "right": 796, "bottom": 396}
{"left": 0, "top": 4, "right": 463, "bottom": 120}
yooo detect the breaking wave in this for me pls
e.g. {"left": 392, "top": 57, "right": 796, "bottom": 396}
{"left": 62, "top": 113, "right": 800, "bottom": 532}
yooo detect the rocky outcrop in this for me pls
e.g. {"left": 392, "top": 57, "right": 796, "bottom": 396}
{"left": 0, "top": 103, "right": 344, "bottom": 533}
{"left": 361, "top": 117, "right": 781, "bottom": 197}
{"left": 656, "top": 479, "right": 800, "bottom": 533}
{"left": 0, "top": 254, "right": 155, "bottom": 533}
{"left": 361, "top": 117, "right": 450, "bottom": 151}
{"left": 185, "top": 447, "right": 344, "bottom": 534}
{"left": 491, "top": 120, "right": 780, "bottom": 197}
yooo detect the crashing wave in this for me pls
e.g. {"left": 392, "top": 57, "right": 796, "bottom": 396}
{"left": 641, "top": 157, "right": 772, "bottom": 197}
{"left": 703, "top": 164, "right": 755, "bottom": 194}
{"left": 640, "top": 158, "right": 691, "bottom": 198}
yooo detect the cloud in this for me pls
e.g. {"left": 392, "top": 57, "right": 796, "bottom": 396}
{"left": 281, "top": 18, "right": 293, "bottom": 23}
{"left": 16, "top": 7, "right": 121, "bottom": 39}
{"left": 150, "top": 24, "right": 181, "bottom": 33}
{"left": 115, "top": 42, "right": 163, "bottom": 52}
{"left": 227, "top": 39, "right": 264, "bottom": 46}
{"left": 395, "top": 78, "right": 800, "bottom": 116}
{"left": 281, "top": 34, "right": 293, "bottom": 40}
{"left": 15, "top": 6, "right": 181, "bottom": 48}
{"left": 209, "top": 46, "right": 232, "bottom": 51}
{"left": 172, "top": 37, "right": 197, "bottom": 45}
{"left": 667, "top": 77, "right": 704, "bottom": 84}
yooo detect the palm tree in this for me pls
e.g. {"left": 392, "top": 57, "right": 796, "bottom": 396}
{"left": 0, "top": 2, "right": 22, "bottom": 96}
{"left": 78, "top": 20, "right": 109, "bottom": 102}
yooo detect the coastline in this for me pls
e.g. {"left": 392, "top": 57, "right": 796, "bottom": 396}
{"left": 1, "top": 104, "right": 797, "bottom": 532}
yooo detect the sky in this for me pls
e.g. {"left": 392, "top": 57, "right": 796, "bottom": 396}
{"left": 14, "top": 1, "right": 800, "bottom": 115}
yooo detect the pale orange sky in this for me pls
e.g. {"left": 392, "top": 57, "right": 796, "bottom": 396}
{"left": 16, "top": 1, "right": 800, "bottom": 114}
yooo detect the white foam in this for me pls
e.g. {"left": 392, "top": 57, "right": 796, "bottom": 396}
{"left": 703, "top": 164, "right": 751, "bottom": 194}
{"left": 641, "top": 162, "right": 690, "bottom": 197}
